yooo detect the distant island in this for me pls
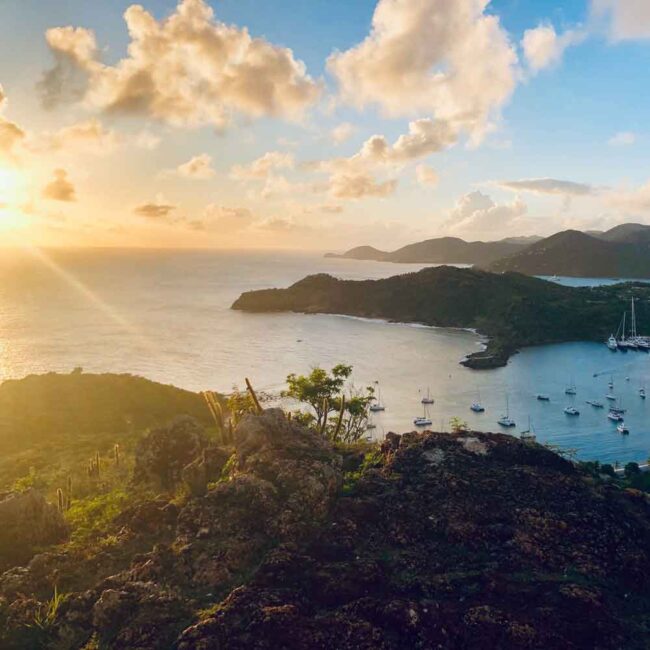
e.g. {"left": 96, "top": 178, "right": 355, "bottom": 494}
{"left": 232, "top": 266, "right": 650, "bottom": 368}
{"left": 327, "top": 223, "right": 650, "bottom": 279}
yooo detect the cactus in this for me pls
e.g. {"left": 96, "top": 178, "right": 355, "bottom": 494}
{"left": 245, "top": 378, "right": 263, "bottom": 414}
{"left": 66, "top": 476, "right": 72, "bottom": 510}
{"left": 57, "top": 488, "right": 64, "bottom": 514}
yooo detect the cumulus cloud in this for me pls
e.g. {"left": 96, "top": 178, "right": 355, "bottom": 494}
{"left": 29, "top": 118, "right": 120, "bottom": 154}
{"left": 134, "top": 201, "right": 176, "bottom": 219}
{"left": 42, "top": 169, "right": 76, "bottom": 202}
{"left": 521, "top": 24, "right": 584, "bottom": 73}
{"left": 499, "top": 178, "right": 594, "bottom": 196}
{"left": 41, "top": 0, "right": 321, "bottom": 128}
{"left": 231, "top": 151, "right": 294, "bottom": 180}
{"left": 176, "top": 153, "right": 215, "bottom": 179}
{"left": 591, "top": 0, "right": 650, "bottom": 41}
{"left": 416, "top": 164, "right": 439, "bottom": 187}
{"left": 608, "top": 131, "right": 636, "bottom": 146}
{"left": 329, "top": 172, "right": 397, "bottom": 199}
{"left": 605, "top": 180, "right": 650, "bottom": 215}
{"left": 446, "top": 190, "right": 527, "bottom": 236}
{"left": 327, "top": 0, "right": 518, "bottom": 140}
{"left": 331, "top": 122, "right": 355, "bottom": 145}
{"left": 0, "top": 84, "right": 26, "bottom": 161}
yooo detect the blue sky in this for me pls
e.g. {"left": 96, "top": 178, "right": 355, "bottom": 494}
{"left": 1, "top": 0, "right": 650, "bottom": 249}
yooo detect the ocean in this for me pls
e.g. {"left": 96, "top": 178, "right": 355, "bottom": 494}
{"left": 0, "top": 247, "right": 648, "bottom": 465}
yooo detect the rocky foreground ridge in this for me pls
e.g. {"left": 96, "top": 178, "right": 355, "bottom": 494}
{"left": 2, "top": 410, "right": 650, "bottom": 649}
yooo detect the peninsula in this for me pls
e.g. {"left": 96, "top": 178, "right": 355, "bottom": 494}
{"left": 232, "top": 266, "right": 650, "bottom": 368}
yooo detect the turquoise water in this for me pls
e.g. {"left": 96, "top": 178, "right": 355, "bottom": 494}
{"left": 0, "top": 249, "right": 647, "bottom": 464}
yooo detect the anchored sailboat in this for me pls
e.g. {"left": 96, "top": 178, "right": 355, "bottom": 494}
{"left": 421, "top": 386, "right": 434, "bottom": 405}
{"left": 497, "top": 395, "right": 515, "bottom": 427}
{"left": 369, "top": 380, "right": 386, "bottom": 412}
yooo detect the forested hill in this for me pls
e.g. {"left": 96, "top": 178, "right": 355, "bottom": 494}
{"left": 232, "top": 266, "right": 650, "bottom": 368}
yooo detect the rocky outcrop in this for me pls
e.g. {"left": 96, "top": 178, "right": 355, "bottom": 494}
{"left": 0, "top": 490, "right": 68, "bottom": 570}
{"left": 133, "top": 416, "right": 210, "bottom": 489}
{"left": 3, "top": 417, "right": 650, "bottom": 650}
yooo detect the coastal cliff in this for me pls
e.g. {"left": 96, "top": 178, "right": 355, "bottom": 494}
{"left": 232, "top": 266, "right": 650, "bottom": 368}
{"left": 2, "top": 408, "right": 650, "bottom": 648}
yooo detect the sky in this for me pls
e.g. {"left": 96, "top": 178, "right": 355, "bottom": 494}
{"left": 1, "top": 0, "right": 650, "bottom": 250}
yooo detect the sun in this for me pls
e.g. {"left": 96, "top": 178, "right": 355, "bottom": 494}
{"left": 0, "top": 167, "right": 23, "bottom": 203}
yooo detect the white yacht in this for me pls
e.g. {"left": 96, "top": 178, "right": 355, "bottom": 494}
{"left": 605, "top": 393, "right": 617, "bottom": 401}
{"left": 497, "top": 396, "right": 515, "bottom": 427}
{"left": 470, "top": 402, "right": 485, "bottom": 413}
{"left": 586, "top": 399, "right": 604, "bottom": 408}
{"left": 617, "top": 422, "right": 630, "bottom": 435}
{"left": 607, "top": 410, "right": 623, "bottom": 422}
{"left": 607, "top": 334, "right": 618, "bottom": 350}
{"left": 563, "top": 406, "right": 580, "bottom": 416}
{"left": 413, "top": 416, "right": 432, "bottom": 427}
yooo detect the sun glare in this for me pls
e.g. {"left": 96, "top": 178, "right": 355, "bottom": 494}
{"left": 0, "top": 168, "right": 27, "bottom": 230}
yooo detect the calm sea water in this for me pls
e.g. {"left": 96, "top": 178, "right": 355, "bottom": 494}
{"left": 0, "top": 248, "right": 648, "bottom": 465}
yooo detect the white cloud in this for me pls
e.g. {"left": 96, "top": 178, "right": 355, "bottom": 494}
{"left": 446, "top": 190, "right": 527, "bottom": 236}
{"left": 608, "top": 131, "right": 636, "bottom": 147}
{"left": 327, "top": 0, "right": 518, "bottom": 140}
{"left": 416, "top": 165, "right": 439, "bottom": 187}
{"left": 591, "top": 0, "right": 650, "bottom": 41}
{"left": 176, "top": 153, "right": 215, "bottom": 179}
{"left": 201, "top": 204, "right": 256, "bottom": 232}
{"left": 521, "top": 24, "right": 584, "bottom": 73}
{"left": 331, "top": 122, "right": 355, "bottom": 144}
{"left": 42, "top": 169, "right": 76, "bottom": 202}
{"left": 135, "top": 130, "right": 161, "bottom": 150}
{"left": 29, "top": 118, "right": 120, "bottom": 154}
{"left": 41, "top": 0, "right": 321, "bottom": 129}
{"left": 0, "top": 83, "right": 26, "bottom": 162}
{"left": 329, "top": 172, "right": 397, "bottom": 199}
{"left": 499, "top": 178, "right": 594, "bottom": 196}
{"left": 231, "top": 151, "right": 294, "bottom": 180}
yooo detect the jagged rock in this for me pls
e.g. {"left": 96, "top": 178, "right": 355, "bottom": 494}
{"left": 182, "top": 446, "right": 231, "bottom": 497}
{"left": 133, "top": 416, "right": 208, "bottom": 489}
{"left": 234, "top": 409, "right": 342, "bottom": 537}
{"left": 0, "top": 490, "right": 68, "bottom": 570}
{"left": 92, "top": 581, "right": 190, "bottom": 649}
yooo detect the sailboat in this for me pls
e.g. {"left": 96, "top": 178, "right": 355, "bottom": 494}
{"left": 369, "top": 381, "right": 386, "bottom": 412}
{"left": 520, "top": 416, "right": 536, "bottom": 442}
{"left": 563, "top": 406, "right": 580, "bottom": 416}
{"left": 565, "top": 377, "right": 577, "bottom": 396}
{"left": 421, "top": 386, "right": 434, "bottom": 405}
{"left": 497, "top": 396, "right": 515, "bottom": 427}
{"left": 470, "top": 389, "right": 485, "bottom": 412}
{"left": 606, "top": 334, "right": 618, "bottom": 351}
{"left": 586, "top": 399, "right": 604, "bottom": 408}
{"left": 413, "top": 403, "right": 432, "bottom": 427}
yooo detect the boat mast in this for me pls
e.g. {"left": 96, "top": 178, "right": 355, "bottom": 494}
{"left": 631, "top": 298, "right": 637, "bottom": 339}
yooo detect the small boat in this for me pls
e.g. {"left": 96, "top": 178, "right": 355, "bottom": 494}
{"left": 616, "top": 422, "right": 630, "bottom": 435}
{"left": 607, "top": 410, "right": 623, "bottom": 422}
{"left": 520, "top": 416, "right": 537, "bottom": 442}
{"left": 606, "top": 334, "right": 618, "bottom": 350}
{"left": 640, "top": 387, "right": 646, "bottom": 399}
{"left": 586, "top": 400, "right": 604, "bottom": 408}
{"left": 369, "top": 381, "right": 386, "bottom": 412}
{"left": 413, "top": 416, "right": 432, "bottom": 427}
{"left": 564, "top": 406, "right": 580, "bottom": 416}
{"left": 470, "top": 402, "right": 485, "bottom": 413}
{"left": 366, "top": 421, "right": 377, "bottom": 430}
{"left": 536, "top": 394, "right": 550, "bottom": 401}
{"left": 497, "top": 395, "right": 515, "bottom": 427}
{"left": 565, "top": 378, "right": 577, "bottom": 395}
{"left": 625, "top": 376, "right": 630, "bottom": 382}
{"left": 421, "top": 386, "right": 434, "bottom": 405}
{"left": 606, "top": 394, "right": 617, "bottom": 401}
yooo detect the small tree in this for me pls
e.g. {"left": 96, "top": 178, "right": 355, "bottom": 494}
{"left": 624, "top": 462, "right": 641, "bottom": 478}
{"left": 283, "top": 364, "right": 355, "bottom": 429}
{"left": 450, "top": 417, "right": 469, "bottom": 434}
{"left": 283, "top": 365, "right": 374, "bottom": 443}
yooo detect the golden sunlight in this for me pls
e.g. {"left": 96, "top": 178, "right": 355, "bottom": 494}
{"left": 0, "top": 167, "right": 27, "bottom": 229}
